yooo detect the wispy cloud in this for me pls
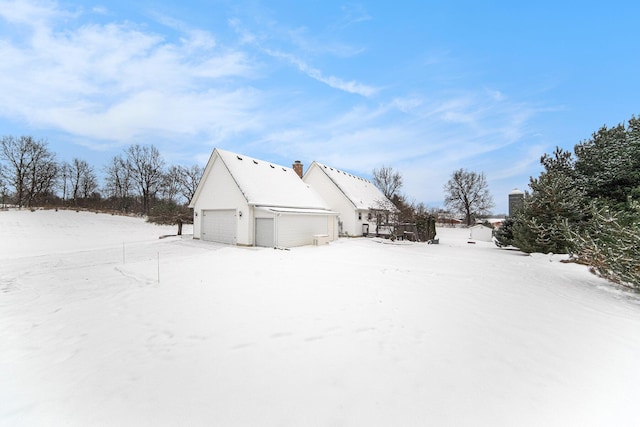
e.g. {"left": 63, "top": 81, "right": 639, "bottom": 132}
{"left": 332, "top": 4, "right": 372, "bottom": 31}
{"left": 264, "top": 48, "right": 378, "bottom": 97}
{"left": 0, "top": 0, "right": 545, "bottom": 210}
{"left": 259, "top": 90, "right": 537, "bottom": 166}
{"left": 0, "top": 1, "right": 259, "bottom": 151}
{"left": 90, "top": 6, "right": 108, "bottom": 16}
{"left": 0, "top": 0, "right": 67, "bottom": 26}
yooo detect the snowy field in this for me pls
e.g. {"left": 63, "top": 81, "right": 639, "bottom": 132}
{"left": 1, "top": 209, "right": 640, "bottom": 427}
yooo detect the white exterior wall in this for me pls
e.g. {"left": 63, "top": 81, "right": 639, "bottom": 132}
{"left": 304, "top": 165, "right": 363, "bottom": 236}
{"left": 328, "top": 214, "right": 338, "bottom": 241}
{"left": 192, "top": 156, "right": 250, "bottom": 244}
{"left": 253, "top": 209, "right": 337, "bottom": 248}
{"left": 276, "top": 213, "right": 333, "bottom": 247}
{"left": 354, "top": 209, "right": 370, "bottom": 236}
{"left": 469, "top": 225, "right": 494, "bottom": 242}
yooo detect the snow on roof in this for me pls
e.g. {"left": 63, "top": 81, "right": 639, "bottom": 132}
{"left": 309, "top": 161, "right": 396, "bottom": 211}
{"left": 216, "top": 149, "right": 330, "bottom": 210}
{"left": 256, "top": 207, "right": 339, "bottom": 215}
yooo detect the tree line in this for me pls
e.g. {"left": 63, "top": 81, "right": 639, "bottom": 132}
{"left": 2, "top": 133, "right": 495, "bottom": 242}
{"left": 372, "top": 166, "right": 480, "bottom": 242}
{"left": 495, "top": 114, "right": 640, "bottom": 289}
{"left": 0, "top": 136, "right": 203, "bottom": 225}
{"left": 373, "top": 164, "right": 495, "bottom": 227}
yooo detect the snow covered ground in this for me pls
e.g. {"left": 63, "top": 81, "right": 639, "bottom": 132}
{"left": 1, "top": 209, "right": 640, "bottom": 426}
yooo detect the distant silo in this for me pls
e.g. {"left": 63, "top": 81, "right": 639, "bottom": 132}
{"left": 508, "top": 188, "right": 524, "bottom": 217}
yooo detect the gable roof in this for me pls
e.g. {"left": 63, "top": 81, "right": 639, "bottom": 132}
{"left": 306, "top": 161, "right": 396, "bottom": 211}
{"left": 192, "top": 148, "right": 330, "bottom": 210}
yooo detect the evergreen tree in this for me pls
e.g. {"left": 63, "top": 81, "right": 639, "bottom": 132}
{"left": 494, "top": 217, "right": 515, "bottom": 247}
{"left": 512, "top": 113, "right": 640, "bottom": 288}
{"left": 513, "top": 163, "right": 586, "bottom": 254}
{"left": 569, "top": 204, "right": 640, "bottom": 288}
{"left": 574, "top": 117, "right": 640, "bottom": 212}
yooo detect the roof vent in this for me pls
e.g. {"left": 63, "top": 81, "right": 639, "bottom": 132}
{"left": 237, "top": 155, "right": 243, "bottom": 160}
{"left": 253, "top": 160, "right": 258, "bottom": 164}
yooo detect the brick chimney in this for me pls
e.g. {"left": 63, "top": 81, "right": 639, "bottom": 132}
{"left": 292, "top": 160, "right": 303, "bottom": 178}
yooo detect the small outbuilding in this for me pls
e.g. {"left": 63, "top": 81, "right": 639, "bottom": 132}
{"left": 189, "top": 149, "right": 338, "bottom": 247}
{"left": 302, "top": 161, "right": 396, "bottom": 237}
{"left": 468, "top": 224, "right": 494, "bottom": 242}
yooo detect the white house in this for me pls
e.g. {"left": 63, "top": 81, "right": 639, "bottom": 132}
{"left": 302, "top": 161, "right": 396, "bottom": 237}
{"left": 189, "top": 149, "right": 338, "bottom": 247}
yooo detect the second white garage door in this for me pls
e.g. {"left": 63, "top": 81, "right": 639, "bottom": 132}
{"left": 255, "top": 218, "right": 275, "bottom": 247}
{"left": 202, "top": 209, "right": 236, "bottom": 244}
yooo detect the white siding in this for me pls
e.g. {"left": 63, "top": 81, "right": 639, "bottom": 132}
{"left": 277, "top": 214, "right": 330, "bottom": 247}
{"left": 191, "top": 154, "right": 249, "bottom": 243}
{"left": 304, "top": 164, "right": 364, "bottom": 236}
{"left": 469, "top": 225, "right": 494, "bottom": 242}
{"left": 327, "top": 215, "right": 337, "bottom": 241}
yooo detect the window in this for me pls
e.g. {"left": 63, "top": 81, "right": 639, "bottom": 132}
{"left": 367, "top": 212, "right": 372, "bottom": 221}
{"left": 358, "top": 212, "right": 362, "bottom": 220}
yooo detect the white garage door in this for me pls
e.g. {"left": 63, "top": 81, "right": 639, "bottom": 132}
{"left": 255, "top": 218, "right": 274, "bottom": 247}
{"left": 202, "top": 209, "right": 236, "bottom": 244}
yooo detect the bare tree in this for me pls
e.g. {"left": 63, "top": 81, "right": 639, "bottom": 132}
{"left": 70, "top": 159, "right": 83, "bottom": 203}
{"left": 62, "top": 158, "right": 98, "bottom": 205}
{"left": 161, "top": 166, "right": 183, "bottom": 203}
{"left": 59, "top": 161, "right": 71, "bottom": 205}
{"left": 103, "top": 155, "right": 132, "bottom": 212}
{"left": 0, "top": 164, "right": 9, "bottom": 208}
{"left": 147, "top": 200, "right": 192, "bottom": 235}
{"left": 372, "top": 165, "right": 403, "bottom": 200}
{"left": 26, "top": 154, "right": 57, "bottom": 206}
{"left": 443, "top": 168, "right": 494, "bottom": 226}
{"left": 176, "top": 164, "right": 203, "bottom": 204}
{"left": 0, "top": 187, "right": 7, "bottom": 208}
{"left": 1, "top": 135, "right": 33, "bottom": 207}
{"left": 78, "top": 160, "right": 98, "bottom": 200}
{"left": 125, "top": 144, "right": 165, "bottom": 215}
{"left": 0, "top": 135, "right": 57, "bottom": 208}
{"left": 159, "top": 164, "right": 203, "bottom": 205}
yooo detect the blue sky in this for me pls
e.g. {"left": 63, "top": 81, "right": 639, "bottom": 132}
{"left": 1, "top": 0, "right": 638, "bottom": 213}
